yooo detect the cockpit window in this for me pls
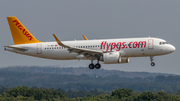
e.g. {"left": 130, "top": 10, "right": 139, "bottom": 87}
{"left": 159, "top": 42, "right": 168, "bottom": 45}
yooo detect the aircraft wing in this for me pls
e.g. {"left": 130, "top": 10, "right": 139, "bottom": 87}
{"left": 53, "top": 34, "right": 103, "bottom": 58}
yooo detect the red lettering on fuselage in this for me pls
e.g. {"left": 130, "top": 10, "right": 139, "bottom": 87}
{"left": 138, "top": 41, "right": 146, "bottom": 48}
{"left": 116, "top": 42, "right": 121, "bottom": 51}
{"left": 129, "top": 42, "right": 133, "bottom": 48}
{"left": 121, "top": 42, "right": 126, "bottom": 49}
{"left": 133, "top": 41, "right": 138, "bottom": 48}
{"left": 100, "top": 41, "right": 104, "bottom": 49}
{"left": 100, "top": 41, "right": 146, "bottom": 51}
{"left": 13, "top": 20, "right": 33, "bottom": 41}
{"left": 109, "top": 42, "right": 115, "bottom": 51}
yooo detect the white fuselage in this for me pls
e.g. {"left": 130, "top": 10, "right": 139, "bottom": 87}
{"left": 5, "top": 37, "right": 175, "bottom": 62}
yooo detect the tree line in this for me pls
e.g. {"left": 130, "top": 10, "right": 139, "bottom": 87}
{"left": 1, "top": 66, "right": 169, "bottom": 78}
{"left": 0, "top": 68, "right": 179, "bottom": 92}
{"left": 0, "top": 86, "right": 180, "bottom": 101}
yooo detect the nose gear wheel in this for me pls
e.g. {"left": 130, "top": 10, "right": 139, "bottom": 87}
{"left": 151, "top": 62, "right": 155, "bottom": 66}
{"left": 150, "top": 56, "right": 155, "bottom": 66}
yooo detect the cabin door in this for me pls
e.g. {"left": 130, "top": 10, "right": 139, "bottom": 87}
{"left": 37, "top": 44, "right": 42, "bottom": 54}
{"left": 148, "top": 39, "right": 154, "bottom": 49}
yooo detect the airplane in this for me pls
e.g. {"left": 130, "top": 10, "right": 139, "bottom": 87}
{"left": 4, "top": 16, "right": 175, "bottom": 69}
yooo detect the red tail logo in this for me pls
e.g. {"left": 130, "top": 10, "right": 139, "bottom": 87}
{"left": 13, "top": 20, "right": 33, "bottom": 41}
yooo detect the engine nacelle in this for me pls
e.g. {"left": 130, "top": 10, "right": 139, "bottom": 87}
{"left": 101, "top": 52, "right": 130, "bottom": 64}
{"left": 120, "top": 57, "right": 130, "bottom": 63}
{"left": 103, "top": 52, "right": 121, "bottom": 64}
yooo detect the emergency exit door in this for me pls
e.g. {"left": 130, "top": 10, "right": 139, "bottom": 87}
{"left": 148, "top": 39, "right": 154, "bottom": 49}
{"left": 37, "top": 44, "right": 42, "bottom": 54}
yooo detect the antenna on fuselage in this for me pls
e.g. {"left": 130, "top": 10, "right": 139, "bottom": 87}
{"left": 148, "top": 36, "right": 150, "bottom": 38}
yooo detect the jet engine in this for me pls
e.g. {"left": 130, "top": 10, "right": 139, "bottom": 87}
{"left": 120, "top": 57, "right": 130, "bottom": 63}
{"left": 100, "top": 52, "right": 130, "bottom": 64}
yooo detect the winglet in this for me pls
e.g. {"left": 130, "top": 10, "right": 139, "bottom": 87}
{"left": 53, "top": 34, "right": 68, "bottom": 48}
{"left": 82, "top": 35, "right": 88, "bottom": 40}
{"left": 53, "top": 34, "right": 62, "bottom": 45}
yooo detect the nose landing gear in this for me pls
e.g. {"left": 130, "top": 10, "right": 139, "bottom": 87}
{"left": 151, "top": 62, "right": 155, "bottom": 66}
{"left": 150, "top": 56, "right": 155, "bottom": 66}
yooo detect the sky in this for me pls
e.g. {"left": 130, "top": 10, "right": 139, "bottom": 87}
{"left": 0, "top": 0, "right": 179, "bottom": 75}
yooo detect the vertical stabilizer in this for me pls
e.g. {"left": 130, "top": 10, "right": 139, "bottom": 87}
{"left": 7, "top": 16, "right": 41, "bottom": 45}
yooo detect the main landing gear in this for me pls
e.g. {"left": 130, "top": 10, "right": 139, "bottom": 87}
{"left": 150, "top": 56, "right": 155, "bottom": 66}
{"left": 89, "top": 59, "right": 101, "bottom": 69}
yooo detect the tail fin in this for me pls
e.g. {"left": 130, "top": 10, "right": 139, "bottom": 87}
{"left": 7, "top": 16, "right": 41, "bottom": 45}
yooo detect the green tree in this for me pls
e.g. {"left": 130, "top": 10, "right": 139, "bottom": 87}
{"left": 111, "top": 88, "right": 133, "bottom": 99}
{"left": 135, "top": 91, "right": 157, "bottom": 101}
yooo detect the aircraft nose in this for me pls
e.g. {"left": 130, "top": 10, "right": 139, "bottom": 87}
{"left": 169, "top": 45, "right": 175, "bottom": 53}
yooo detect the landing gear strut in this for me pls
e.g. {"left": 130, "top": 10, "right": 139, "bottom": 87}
{"left": 150, "top": 56, "right": 155, "bottom": 66}
{"left": 88, "top": 58, "right": 101, "bottom": 69}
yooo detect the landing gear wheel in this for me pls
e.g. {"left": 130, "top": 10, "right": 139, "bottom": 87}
{"left": 89, "top": 64, "right": 95, "bottom": 69}
{"left": 151, "top": 62, "right": 155, "bottom": 66}
{"left": 95, "top": 63, "right": 101, "bottom": 69}
{"left": 150, "top": 56, "right": 155, "bottom": 66}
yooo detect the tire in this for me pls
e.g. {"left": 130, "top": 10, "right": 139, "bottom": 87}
{"left": 89, "top": 64, "right": 94, "bottom": 69}
{"left": 95, "top": 63, "right": 101, "bottom": 69}
{"left": 151, "top": 62, "right": 155, "bottom": 66}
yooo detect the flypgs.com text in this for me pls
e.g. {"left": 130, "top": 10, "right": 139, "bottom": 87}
{"left": 100, "top": 41, "right": 146, "bottom": 51}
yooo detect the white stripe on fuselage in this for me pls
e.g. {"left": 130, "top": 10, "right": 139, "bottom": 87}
{"left": 5, "top": 37, "right": 174, "bottom": 60}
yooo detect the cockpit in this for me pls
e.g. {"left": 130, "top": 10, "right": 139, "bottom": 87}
{"left": 159, "top": 42, "right": 168, "bottom": 45}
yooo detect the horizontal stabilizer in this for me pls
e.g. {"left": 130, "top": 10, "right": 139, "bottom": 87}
{"left": 4, "top": 46, "right": 27, "bottom": 51}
